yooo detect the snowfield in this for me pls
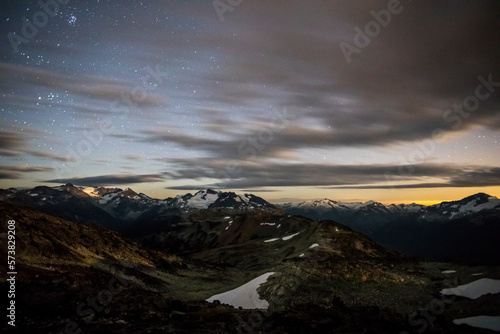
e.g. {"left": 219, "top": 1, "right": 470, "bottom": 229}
{"left": 440, "top": 278, "right": 500, "bottom": 299}
{"left": 206, "top": 272, "right": 275, "bottom": 309}
{"left": 453, "top": 315, "right": 500, "bottom": 332}
{"left": 185, "top": 191, "right": 219, "bottom": 209}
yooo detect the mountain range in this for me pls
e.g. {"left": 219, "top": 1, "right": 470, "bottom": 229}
{"left": 2, "top": 184, "right": 499, "bottom": 264}
{"left": 0, "top": 184, "right": 275, "bottom": 227}
{"left": 278, "top": 193, "right": 500, "bottom": 264}
{"left": 1, "top": 185, "right": 499, "bottom": 333}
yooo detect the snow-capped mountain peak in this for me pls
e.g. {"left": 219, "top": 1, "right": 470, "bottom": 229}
{"left": 171, "top": 189, "right": 274, "bottom": 210}
{"left": 80, "top": 186, "right": 123, "bottom": 199}
{"left": 181, "top": 189, "right": 220, "bottom": 209}
{"left": 287, "top": 198, "right": 387, "bottom": 212}
{"left": 431, "top": 192, "right": 500, "bottom": 218}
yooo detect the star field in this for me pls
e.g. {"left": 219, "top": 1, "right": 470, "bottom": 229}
{"left": 1, "top": 0, "right": 500, "bottom": 203}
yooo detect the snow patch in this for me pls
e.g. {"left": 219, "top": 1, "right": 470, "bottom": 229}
{"left": 206, "top": 272, "right": 274, "bottom": 309}
{"left": 453, "top": 315, "right": 500, "bottom": 332}
{"left": 241, "top": 194, "right": 251, "bottom": 203}
{"left": 82, "top": 187, "right": 100, "bottom": 197}
{"left": 264, "top": 238, "right": 279, "bottom": 243}
{"left": 260, "top": 222, "right": 276, "bottom": 226}
{"left": 441, "top": 270, "right": 456, "bottom": 274}
{"left": 453, "top": 196, "right": 500, "bottom": 216}
{"left": 99, "top": 192, "right": 119, "bottom": 204}
{"left": 282, "top": 232, "right": 300, "bottom": 241}
{"left": 309, "top": 243, "right": 319, "bottom": 249}
{"left": 299, "top": 253, "right": 305, "bottom": 257}
{"left": 440, "top": 278, "right": 500, "bottom": 299}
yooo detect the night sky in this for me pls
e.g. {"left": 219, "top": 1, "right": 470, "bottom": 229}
{"left": 1, "top": 0, "right": 500, "bottom": 204}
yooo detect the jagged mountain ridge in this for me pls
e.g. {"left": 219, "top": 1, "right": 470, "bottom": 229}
{"left": 278, "top": 192, "right": 500, "bottom": 232}
{"left": 280, "top": 192, "right": 500, "bottom": 217}
{"left": 2, "top": 185, "right": 499, "bottom": 263}
{"left": 279, "top": 193, "right": 500, "bottom": 264}
{"left": 0, "top": 184, "right": 276, "bottom": 227}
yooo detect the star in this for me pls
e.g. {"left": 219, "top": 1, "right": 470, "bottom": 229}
{"left": 68, "top": 15, "right": 77, "bottom": 26}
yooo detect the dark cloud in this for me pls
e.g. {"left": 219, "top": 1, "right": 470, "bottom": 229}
{"left": 122, "top": 154, "right": 143, "bottom": 161}
{"left": 185, "top": 0, "right": 500, "bottom": 149}
{"left": 125, "top": 0, "right": 500, "bottom": 171}
{"left": 164, "top": 160, "right": 500, "bottom": 190}
{"left": 0, "top": 131, "right": 25, "bottom": 155}
{"left": 0, "top": 165, "right": 54, "bottom": 179}
{"left": 25, "top": 150, "right": 75, "bottom": 163}
{"left": 43, "top": 174, "right": 165, "bottom": 186}
{"left": 0, "top": 130, "right": 74, "bottom": 162}
{"left": 238, "top": 189, "right": 279, "bottom": 193}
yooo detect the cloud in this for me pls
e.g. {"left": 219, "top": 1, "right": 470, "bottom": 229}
{"left": 0, "top": 130, "right": 75, "bottom": 162}
{"left": 43, "top": 174, "right": 165, "bottom": 186}
{"left": 128, "top": 1, "right": 500, "bottom": 170}
{"left": 164, "top": 159, "right": 500, "bottom": 190}
{"left": 122, "top": 154, "right": 143, "bottom": 161}
{"left": 25, "top": 150, "right": 75, "bottom": 162}
{"left": 0, "top": 131, "right": 25, "bottom": 156}
{"left": 0, "top": 62, "right": 165, "bottom": 107}
{"left": 183, "top": 0, "right": 500, "bottom": 150}
{"left": 0, "top": 165, "right": 54, "bottom": 179}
